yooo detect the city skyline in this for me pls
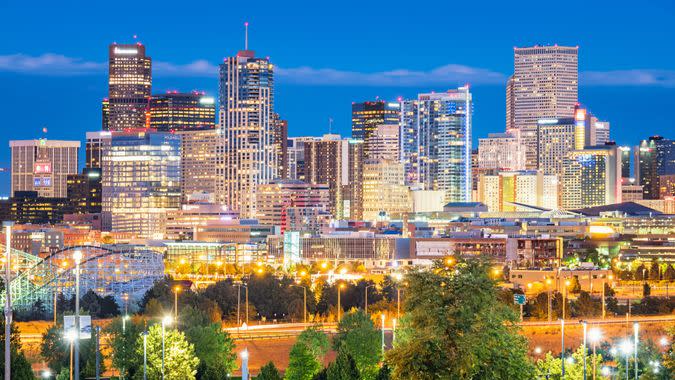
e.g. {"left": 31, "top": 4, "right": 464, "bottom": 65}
{"left": 1, "top": 3, "right": 675, "bottom": 194}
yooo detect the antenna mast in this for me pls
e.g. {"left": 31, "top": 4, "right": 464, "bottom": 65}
{"left": 244, "top": 22, "right": 249, "bottom": 50}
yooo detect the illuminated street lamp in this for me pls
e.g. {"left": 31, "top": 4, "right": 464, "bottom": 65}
{"left": 161, "top": 315, "right": 173, "bottom": 380}
{"left": 546, "top": 278, "right": 553, "bottom": 322}
{"left": 634, "top": 323, "right": 639, "bottom": 380}
{"left": 364, "top": 284, "right": 375, "bottom": 315}
{"left": 620, "top": 339, "right": 633, "bottom": 380}
{"left": 588, "top": 327, "right": 602, "bottom": 380}
{"left": 381, "top": 314, "right": 385, "bottom": 355}
{"left": 65, "top": 329, "right": 77, "bottom": 380}
{"left": 581, "top": 321, "right": 587, "bottom": 380}
{"left": 337, "top": 283, "right": 345, "bottom": 321}
{"left": 241, "top": 349, "right": 249, "bottom": 380}
{"left": 41, "top": 369, "right": 52, "bottom": 379}
{"left": 173, "top": 285, "right": 182, "bottom": 320}
{"left": 73, "top": 249, "right": 83, "bottom": 380}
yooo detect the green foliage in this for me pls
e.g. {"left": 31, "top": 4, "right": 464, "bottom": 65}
{"left": 613, "top": 339, "right": 670, "bottom": 379}
{"left": 570, "top": 291, "right": 601, "bottom": 318}
{"left": 295, "top": 325, "right": 330, "bottom": 362}
{"left": 375, "top": 364, "right": 391, "bottom": 380}
{"left": 0, "top": 305, "right": 34, "bottom": 379}
{"left": 106, "top": 316, "right": 144, "bottom": 379}
{"left": 326, "top": 348, "right": 361, "bottom": 380}
{"left": 664, "top": 265, "right": 675, "bottom": 281}
{"left": 332, "top": 310, "right": 381, "bottom": 379}
{"left": 285, "top": 342, "right": 322, "bottom": 380}
{"left": 80, "top": 289, "right": 120, "bottom": 318}
{"left": 180, "top": 307, "right": 236, "bottom": 379}
{"left": 134, "top": 323, "right": 199, "bottom": 380}
{"left": 40, "top": 323, "right": 103, "bottom": 379}
{"left": 535, "top": 347, "right": 602, "bottom": 379}
{"left": 385, "top": 258, "right": 535, "bottom": 379}
{"left": 256, "top": 361, "right": 283, "bottom": 380}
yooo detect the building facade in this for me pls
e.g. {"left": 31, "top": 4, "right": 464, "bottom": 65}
{"left": 562, "top": 145, "right": 621, "bottom": 209}
{"left": 351, "top": 100, "right": 399, "bottom": 144}
{"left": 536, "top": 117, "right": 583, "bottom": 177}
{"left": 10, "top": 139, "right": 80, "bottom": 198}
{"left": 107, "top": 43, "right": 152, "bottom": 131}
{"left": 217, "top": 49, "right": 277, "bottom": 218}
{"left": 362, "top": 160, "right": 411, "bottom": 221}
{"left": 477, "top": 130, "right": 527, "bottom": 171}
{"left": 101, "top": 131, "right": 181, "bottom": 238}
{"left": 256, "top": 180, "right": 330, "bottom": 233}
{"left": 509, "top": 45, "right": 579, "bottom": 169}
{"left": 148, "top": 91, "right": 215, "bottom": 132}
{"left": 66, "top": 168, "right": 102, "bottom": 214}
{"left": 177, "top": 129, "right": 218, "bottom": 202}
{"left": 477, "top": 170, "right": 558, "bottom": 212}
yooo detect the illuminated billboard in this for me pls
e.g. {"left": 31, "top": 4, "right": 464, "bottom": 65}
{"left": 34, "top": 161, "right": 52, "bottom": 174}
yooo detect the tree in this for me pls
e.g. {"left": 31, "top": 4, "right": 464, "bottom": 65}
{"left": 256, "top": 361, "right": 283, "bottom": 380}
{"left": 635, "top": 264, "right": 648, "bottom": 281}
{"left": 649, "top": 261, "right": 661, "bottom": 280}
{"left": 295, "top": 326, "right": 330, "bottom": 362}
{"left": 285, "top": 342, "right": 322, "bottom": 380}
{"left": 106, "top": 316, "right": 144, "bottom": 379}
{"left": 0, "top": 309, "right": 35, "bottom": 379}
{"left": 664, "top": 265, "right": 675, "bottom": 281}
{"left": 570, "top": 291, "right": 601, "bottom": 318}
{"left": 644, "top": 282, "right": 652, "bottom": 297}
{"left": 179, "top": 306, "right": 236, "bottom": 379}
{"left": 40, "top": 323, "right": 104, "bottom": 379}
{"left": 535, "top": 347, "right": 602, "bottom": 379}
{"left": 332, "top": 310, "right": 381, "bottom": 379}
{"left": 326, "top": 349, "right": 361, "bottom": 380}
{"left": 135, "top": 323, "right": 199, "bottom": 380}
{"left": 375, "top": 364, "right": 391, "bottom": 380}
{"left": 385, "top": 258, "right": 535, "bottom": 379}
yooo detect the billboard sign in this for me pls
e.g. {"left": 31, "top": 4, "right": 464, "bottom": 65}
{"left": 64, "top": 315, "right": 92, "bottom": 339}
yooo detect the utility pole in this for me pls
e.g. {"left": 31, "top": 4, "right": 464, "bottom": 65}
{"left": 4, "top": 220, "right": 14, "bottom": 380}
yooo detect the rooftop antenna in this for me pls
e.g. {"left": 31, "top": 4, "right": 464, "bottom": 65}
{"left": 244, "top": 22, "right": 249, "bottom": 50}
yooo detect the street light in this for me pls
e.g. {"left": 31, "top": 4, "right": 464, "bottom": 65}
{"left": 3, "top": 220, "right": 14, "bottom": 380}
{"left": 588, "top": 327, "right": 602, "bottom": 380}
{"left": 173, "top": 285, "right": 182, "bottom": 320}
{"left": 620, "top": 339, "right": 633, "bottom": 380}
{"left": 161, "top": 315, "right": 173, "bottom": 380}
{"left": 66, "top": 329, "right": 77, "bottom": 380}
{"left": 143, "top": 331, "right": 148, "bottom": 380}
{"left": 337, "top": 283, "right": 345, "bottom": 321}
{"left": 41, "top": 369, "right": 52, "bottom": 379}
{"left": 546, "top": 278, "right": 553, "bottom": 322}
{"left": 581, "top": 321, "right": 587, "bottom": 380}
{"left": 72, "top": 249, "right": 83, "bottom": 380}
{"left": 634, "top": 323, "right": 639, "bottom": 380}
{"left": 291, "top": 283, "right": 307, "bottom": 324}
{"left": 364, "top": 284, "right": 375, "bottom": 315}
{"left": 241, "top": 349, "right": 249, "bottom": 380}
{"left": 561, "top": 319, "right": 566, "bottom": 378}
{"left": 602, "top": 274, "right": 613, "bottom": 319}
{"left": 381, "top": 314, "right": 385, "bottom": 355}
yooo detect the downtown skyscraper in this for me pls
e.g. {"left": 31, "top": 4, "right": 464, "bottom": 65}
{"left": 106, "top": 43, "right": 152, "bottom": 131}
{"left": 401, "top": 87, "right": 473, "bottom": 203}
{"left": 217, "top": 48, "right": 277, "bottom": 218}
{"left": 507, "top": 45, "right": 578, "bottom": 168}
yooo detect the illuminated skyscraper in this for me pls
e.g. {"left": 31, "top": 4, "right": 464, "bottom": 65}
{"left": 107, "top": 43, "right": 152, "bottom": 131}
{"left": 634, "top": 136, "right": 675, "bottom": 199}
{"left": 256, "top": 180, "right": 330, "bottom": 233}
{"left": 304, "top": 135, "right": 348, "bottom": 218}
{"left": 365, "top": 124, "right": 399, "bottom": 161}
{"left": 101, "top": 131, "right": 181, "bottom": 238}
{"left": 399, "top": 99, "right": 419, "bottom": 185}
{"left": 414, "top": 87, "right": 473, "bottom": 202}
{"left": 351, "top": 100, "right": 400, "bottom": 149}
{"left": 85, "top": 131, "right": 111, "bottom": 169}
{"left": 536, "top": 116, "right": 584, "bottom": 177}
{"left": 362, "top": 160, "right": 410, "bottom": 221}
{"left": 562, "top": 145, "right": 621, "bottom": 209}
{"left": 10, "top": 139, "right": 80, "bottom": 198}
{"left": 149, "top": 91, "right": 215, "bottom": 132}
{"left": 509, "top": 45, "right": 578, "bottom": 168}
{"left": 286, "top": 136, "right": 320, "bottom": 182}
{"left": 177, "top": 129, "right": 218, "bottom": 202}
{"left": 272, "top": 115, "right": 289, "bottom": 178}
{"left": 217, "top": 49, "right": 277, "bottom": 218}
{"left": 478, "top": 130, "right": 527, "bottom": 171}
{"left": 67, "top": 168, "right": 102, "bottom": 214}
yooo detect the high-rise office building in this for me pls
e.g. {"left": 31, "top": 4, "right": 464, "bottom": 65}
{"left": 365, "top": 124, "right": 399, "bottom": 161}
{"left": 148, "top": 91, "right": 216, "bottom": 132}
{"left": 619, "top": 146, "right": 631, "bottom": 179}
{"left": 217, "top": 49, "right": 277, "bottom": 218}
{"left": 344, "top": 140, "right": 365, "bottom": 220}
{"left": 477, "top": 171, "right": 558, "bottom": 212}
{"left": 10, "top": 139, "right": 80, "bottom": 198}
{"left": 101, "top": 98, "right": 109, "bottom": 130}
{"left": 562, "top": 145, "right": 621, "bottom": 209}
{"left": 411, "top": 87, "right": 473, "bottom": 202}
{"left": 177, "top": 129, "right": 218, "bottom": 202}
{"left": 536, "top": 117, "right": 583, "bottom": 177}
{"left": 509, "top": 45, "right": 579, "bottom": 168}
{"left": 0, "top": 191, "right": 73, "bottom": 225}
{"left": 101, "top": 131, "right": 181, "bottom": 238}
{"left": 304, "top": 135, "right": 348, "bottom": 218}
{"left": 352, "top": 100, "right": 400, "bottom": 145}
{"left": 107, "top": 43, "right": 152, "bottom": 131}
{"left": 399, "top": 99, "right": 419, "bottom": 185}
{"left": 362, "top": 160, "right": 410, "bottom": 221}
{"left": 477, "top": 130, "right": 527, "bottom": 171}
{"left": 67, "top": 168, "right": 102, "bottom": 214}
{"left": 273, "top": 115, "right": 289, "bottom": 178}
{"left": 634, "top": 136, "right": 674, "bottom": 199}
{"left": 256, "top": 180, "right": 330, "bottom": 233}
{"left": 286, "top": 137, "right": 320, "bottom": 182}
{"left": 85, "top": 131, "right": 112, "bottom": 169}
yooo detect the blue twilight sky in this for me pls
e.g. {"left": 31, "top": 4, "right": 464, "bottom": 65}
{"left": 1, "top": 0, "right": 675, "bottom": 194}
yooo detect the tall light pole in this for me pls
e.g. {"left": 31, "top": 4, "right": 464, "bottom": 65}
{"left": 397, "top": 288, "right": 401, "bottom": 319}
{"left": 364, "top": 284, "right": 374, "bottom": 315}
{"left": 602, "top": 274, "right": 613, "bottom": 319}
{"left": 161, "top": 315, "right": 172, "bottom": 380}
{"left": 588, "top": 327, "right": 602, "bottom": 380}
{"left": 634, "top": 323, "right": 639, "bottom": 380}
{"left": 66, "top": 329, "right": 76, "bottom": 380}
{"left": 392, "top": 318, "right": 397, "bottom": 344}
{"left": 561, "top": 319, "right": 565, "bottom": 378}
{"left": 291, "top": 283, "right": 307, "bottom": 324}
{"left": 121, "top": 315, "right": 129, "bottom": 380}
{"left": 620, "top": 339, "right": 632, "bottom": 380}
{"left": 546, "top": 278, "right": 553, "bottom": 322}
{"left": 3, "top": 220, "right": 13, "bottom": 380}
{"left": 241, "top": 349, "right": 249, "bottom": 380}
{"left": 337, "top": 283, "right": 345, "bottom": 321}
{"left": 381, "top": 314, "right": 385, "bottom": 356}
{"left": 73, "top": 249, "right": 83, "bottom": 380}
{"left": 142, "top": 331, "right": 147, "bottom": 380}
{"left": 173, "top": 285, "right": 181, "bottom": 320}
{"left": 581, "top": 321, "right": 587, "bottom": 380}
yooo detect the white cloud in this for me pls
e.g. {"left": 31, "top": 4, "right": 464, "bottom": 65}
{"left": 1, "top": 53, "right": 674, "bottom": 87}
